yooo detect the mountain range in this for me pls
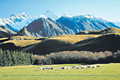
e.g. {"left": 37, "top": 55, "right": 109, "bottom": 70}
{"left": 0, "top": 12, "right": 120, "bottom": 37}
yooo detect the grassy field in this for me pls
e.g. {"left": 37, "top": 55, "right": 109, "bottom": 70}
{"left": 0, "top": 63, "right": 120, "bottom": 80}
{"left": 50, "top": 34, "right": 100, "bottom": 44}
{"left": 3, "top": 40, "right": 41, "bottom": 47}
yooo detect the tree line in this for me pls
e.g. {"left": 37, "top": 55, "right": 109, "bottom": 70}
{"left": 0, "top": 49, "right": 34, "bottom": 66}
{"left": 1, "top": 48, "right": 120, "bottom": 66}
{"left": 34, "top": 50, "right": 120, "bottom": 65}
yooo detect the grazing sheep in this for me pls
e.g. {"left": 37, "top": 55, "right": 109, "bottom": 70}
{"left": 51, "top": 67, "right": 54, "bottom": 70}
{"left": 97, "top": 65, "right": 101, "bottom": 67}
{"left": 81, "top": 65, "right": 87, "bottom": 69}
{"left": 91, "top": 65, "right": 96, "bottom": 68}
{"left": 76, "top": 66, "right": 80, "bottom": 69}
{"left": 80, "top": 66, "right": 84, "bottom": 69}
{"left": 72, "top": 66, "right": 75, "bottom": 68}
{"left": 40, "top": 67, "right": 45, "bottom": 70}
{"left": 64, "top": 67, "right": 67, "bottom": 69}
{"left": 66, "top": 66, "right": 70, "bottom": 70}
{"left": 61, "top": 67, "right": 65, "bottom": 69}
{"left": 87, "top": 65, "right": 90, "bottom": 68}
{"left": 40, "top": 67, "right": 43, "bottom": 70}
{"left": 43, "top": 68, "right": 45, "bottom": 70}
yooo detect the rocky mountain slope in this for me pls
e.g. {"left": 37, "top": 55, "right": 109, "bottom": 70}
{"left": 57, "top": 15, "right": 120, "bottom": 33}
{"left": 17, "top": 18, "right": 74, "bottom": 37}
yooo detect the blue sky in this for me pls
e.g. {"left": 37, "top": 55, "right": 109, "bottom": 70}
{"left": 0, "top": 0, "right": 120, "bottom": 22}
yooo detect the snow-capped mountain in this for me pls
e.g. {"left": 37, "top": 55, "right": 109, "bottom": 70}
{"left": 0, "top": 13, "right": 38, "bottom": 31}
{"left": 40, "top": 11, "right": 61, "bottom": 20}
{"left": 17, "top": 17, "right": 74, "bottom": 37}
{"left": 0, "top": 12, "right": 61, "bottom": 32}
{"left": 113, "top": 22, "right": 120, "bottom": 27}
{"left": 56, "top": 14, "right": 120, "bottom": 33}
{"left": 0, "top": 12, "right": 120, "bottom": 38}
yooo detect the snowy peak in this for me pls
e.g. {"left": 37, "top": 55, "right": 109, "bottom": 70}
{"left": 40, "top": 11, "right": 61, "bottom": 20}
{"left": 10, "top": 13, "right": 29, "bottom": 23}
{"left": 84, "top": 14, "right": 94, "bottom": 19}
{"left": 0, "top": 13, "right": 38, "bottom": 31}
{"left": 57, "top": 14, "right": 120, "bottom": 33}
{"left": 64, "top": 13, "right": 72, "bottom": 17}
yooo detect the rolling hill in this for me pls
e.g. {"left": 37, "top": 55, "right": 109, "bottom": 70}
{"left": 23, "top": 34, "right": 120, "bottom": 55}
{"left": 76, "top": 27, "right": 120, "bottom": 35}
{"left": 0, "top": 36, "right": 41, "bottom": 50}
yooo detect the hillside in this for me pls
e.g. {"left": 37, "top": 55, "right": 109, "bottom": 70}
{"left": 24, "top": 34, "right": 120, "bottom": 55}
{"left": 0, "top": 36, "right": 41, "bottom": 50}
{"left": 71, "top": 34, "right": 120, "bottom": 52}
{"left": 0, "top": 26, "right": 16, "bottom": 38}
{"left": 89, "top": 27, "right": 120, "bottom": 34}
{"left": 76, "top": 27, "right": 120, "bottom": 35}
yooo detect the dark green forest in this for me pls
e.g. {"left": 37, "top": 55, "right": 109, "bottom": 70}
{"left": 0, "top": 49, "right": 34, "bottom": 66}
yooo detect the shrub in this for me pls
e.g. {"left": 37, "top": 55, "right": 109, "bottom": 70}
{"left": 33, "top": 50, "right": 120, "bottom": 65}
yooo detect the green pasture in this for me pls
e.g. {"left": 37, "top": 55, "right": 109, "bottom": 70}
{"left": 0, "top": 63, "right": 120, "bottom": 80}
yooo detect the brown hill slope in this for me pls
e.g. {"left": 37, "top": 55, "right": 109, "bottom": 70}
{"left": 24, "top": 34, "right": 120, "bottom": 55}
{"left": 76, "top": 27, "right": 120, "bottom": 35}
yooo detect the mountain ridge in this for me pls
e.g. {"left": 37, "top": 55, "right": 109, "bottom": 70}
{"left": 17, "top": 17, "right": 74, "bottom": 37}
{"left": 0, "top": 12, "right": 120, "bottom": 38}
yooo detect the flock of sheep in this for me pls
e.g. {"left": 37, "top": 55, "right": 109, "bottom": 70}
{"left": 40, "top": 65, "right": 101, "bottom": 70}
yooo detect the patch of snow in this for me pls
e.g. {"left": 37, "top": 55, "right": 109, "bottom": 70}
{"left": 64, "top": 13, "right": 72, "bottom": 17}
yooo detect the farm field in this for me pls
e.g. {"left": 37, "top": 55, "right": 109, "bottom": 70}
{"left": 0, "top": 63, "right": 120, "bottom": 80}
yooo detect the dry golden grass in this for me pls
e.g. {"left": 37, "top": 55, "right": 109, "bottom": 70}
{"left": 3, "top": 40, "right": 41, "bottom": 47}
{"left": 0, "top": 37, "right": 8, "bottom": 40}
{"left": 11, "top": 36, "right": 40, "bottom": 40}
{"left": 50, "top": 34, "right": 101, "bottom": 44}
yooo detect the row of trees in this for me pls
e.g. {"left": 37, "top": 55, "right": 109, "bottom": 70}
{"left": 0, "top": 49, "right": 34, "bottom": 66}
{"left": 1, "top": 48, "right": 120, "bottom": 66}
{"left": 34, "top": 50, "right": 120, "bottom": 65}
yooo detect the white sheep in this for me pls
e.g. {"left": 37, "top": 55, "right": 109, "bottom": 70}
{"left": 87, "top": 65, "right": 90, "bottom": 68}
{"left": 40, "top": 67, "right": 45, "bottom": 70}
{"left": 76, "top": 66, "right": 80, "bottom": 69}
{"left": 72, "top": 66, "right": 75, "bottom": 68}
{"left": 97, "top": 65, "right": 101, "bottom": 67}
{"left": 91, "top": 65, "right": 96, "bottom": 68}
{"left": 66, "top": 66, "right": 70, "bottom": 70}
{"left": 81, "top": 65, "right": 87, "bottom": 69}
{"left": 50, "top": 67, "right": 54, "bottom": 70}
{"left": 61, "top": 67, "right": 65, "bottom": 69}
